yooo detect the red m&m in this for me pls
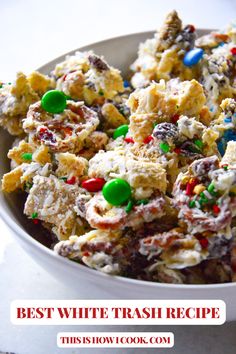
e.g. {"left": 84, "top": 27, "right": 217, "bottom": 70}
{"left": 82, "top": 178, "right": 106, "bottom": 192}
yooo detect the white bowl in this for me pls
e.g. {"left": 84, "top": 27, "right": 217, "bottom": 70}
{"left": 1, "top": 30, "right": 236, "bottom": 321}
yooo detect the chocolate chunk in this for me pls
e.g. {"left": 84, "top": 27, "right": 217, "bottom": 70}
{"left": 153, "top": 122, "right": 178, "bottom": 141}
{"left": 190, "top": 156, "right": 219, "bottom": 176}
{"left": 88, "top": 55, "right": 109, "bottom": 72}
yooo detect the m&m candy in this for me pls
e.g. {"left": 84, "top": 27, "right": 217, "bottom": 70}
{"left": 171, "top": 114, "right": 180, "bottom": 124}
{"left": 102, "top": 178, "right": 131, "bottom": 206}
{"left": 217, "top": 140, "right": 225, "bottom": 157}
{"left": 230, "top": 47, "right": 236, "bottom": 56}
{"left": 66, "top": 176, "right": 76, "bottom": 185}
{"left": 82, "top": 178, "right": 106, "bottom": 192}
{"left": 224, "top": 130, "right": 236, "bottom": 140}
{"left": 193, "top": 139, "right": 204, "bottom": 150}
{"left": 143, "top": 135, "right": 154, "bottom": 144}
{"left": 183, "top": 48, "right": 204, "bottom": 67}
{"left": 41, "top": 90, "right": 67, "bottom": 114}
{"left": 217, "top": 129, "right": 236, "bottom": 156}
{"left": 123, "top": 80, "right": 130, "bottom": 88}
{"left": 21, "top": 152, "right": 32, "bottom": 161}
{"left": 159, "top": 142, "right": 170, "bottom": 153}
{"left": 113, "top": 125, "right": 129, "bottom": 139}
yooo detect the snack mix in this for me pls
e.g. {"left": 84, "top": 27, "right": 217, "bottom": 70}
{"left": 2, "top": 11, "right": 236, "bottom": 284}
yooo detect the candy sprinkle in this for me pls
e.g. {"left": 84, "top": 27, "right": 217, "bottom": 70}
{"left": 186, "top": 178, "right": 198, "bottom": 196}
{"left": 213, "top": 204, "right": 220, "bottom": 214}
{"left": 204, "top": 190, "right": 213, "bottom": 200}
{"left": 200, "top": 191, "right": 209, "bottom": 203}
{"left": 125, "top": 200, "right": 134, "bottom": 213}
{"left": 207, "top": 182, "right": 215, "bottom": 194}
{"left": 193, "top": 184, "right": 205, "bottom": 195}
{"left": 31, "top": 212, "right": 38, "bottom": 219}
{"left": 186, "top": 183, "right": 193, "bottom": 196}
{"left": 136, "top": 199, "right": 149, "bottom": 205}
{"left": 221, "top": 164, "right": 228, "bottom": 171}
{"left": 160, "top": 142, "right": 170, "bottom": 153}
{"left": 21, "top": 152, "right": 32, "bottom": 161}
{"left": 189, "top": 200, "right": 196, "bottom": 208}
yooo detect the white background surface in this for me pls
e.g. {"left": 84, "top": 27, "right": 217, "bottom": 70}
{"left": 1, "top": 0, "right": 236, "bottom": 353}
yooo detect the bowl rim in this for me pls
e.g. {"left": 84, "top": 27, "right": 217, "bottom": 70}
{"left": 38, "top": 30, "right": 157, "bottom": 73}
{"left": 1, "top": 30, "right": 236, "bottom": 291}
{"left": 2, "top": 204, "right": 236, "bottom": 290}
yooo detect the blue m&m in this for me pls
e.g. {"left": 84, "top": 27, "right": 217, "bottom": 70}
{"left": 123, "top": 80, "right": 130, "bottom": 88}
{"left": 217, "top": 140, "right": 226, "bottom": 157}
{"left": 224, "top": 129, "right": 236, "bottom": 141}
{"left": 183, "top": 48, "right": 204, "bottom": 67}
{"left": 217, "top": 129, "right": 236, "bottom": 156}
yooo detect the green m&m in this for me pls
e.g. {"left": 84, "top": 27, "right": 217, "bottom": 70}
{"left": 194, "top": 139, "right": 204, "bottom": 150}
{"left": 21, "top": 152, "right": 32, "bottom": 161}
{"left": 159, "top": 142, "right": 170, "bottom": 153}
{"left": 113, "top": 125, "right": 129, "bottom": 139}
{"left": 102, "top": 178, "right": 131, "bottom": 206}
{"left": 41, "top": 90, "right": 67, "bottom": 114}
